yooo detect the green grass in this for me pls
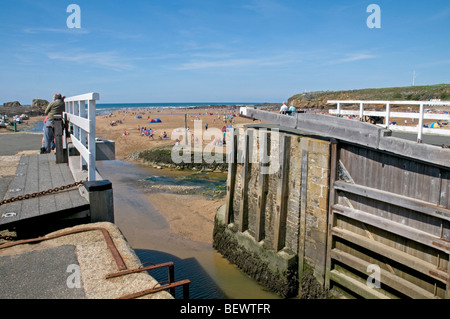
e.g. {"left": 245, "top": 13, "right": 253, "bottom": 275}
{"left": 288, "top": 84, "right": 450, "bottom": 106}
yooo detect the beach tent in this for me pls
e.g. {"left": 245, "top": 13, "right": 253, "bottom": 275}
{"left": 150, "top": 118, "right": 162, "bottom": 123}
{"left": 430, "top": 122, "right": 440, "bottom": 128}
{"left": 136, "top": 115, "right": 142, "bottom": 119}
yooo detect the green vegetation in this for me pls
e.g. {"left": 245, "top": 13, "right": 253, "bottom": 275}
{"left": 133, "top": 145, "right": 228, "bottom": 171}
{"left": 288, "top": 84, "right": 450, "bottom": 108}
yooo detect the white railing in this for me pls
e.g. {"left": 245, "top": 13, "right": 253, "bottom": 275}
{"left": 64, "top": 92, "right": 100, "bottom": 181}
{"left": 327, "top": 100, "right": 450, "bottom": 142}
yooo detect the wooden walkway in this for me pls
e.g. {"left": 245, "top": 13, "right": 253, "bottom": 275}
{"left": 0, "top": 154, "right": 89, "bottom": 231}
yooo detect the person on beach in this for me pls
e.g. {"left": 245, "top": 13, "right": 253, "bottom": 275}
{"left": 280, "top": 101, "right": 288, "bottom": 114}
{"left": 288, "top": 105, "right": 296, "bottom": 116}
{"left": 42, "top": 93, "right": 65, "bottom": 153}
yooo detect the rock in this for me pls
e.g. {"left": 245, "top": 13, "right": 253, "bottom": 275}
{"left": 32, "top": 99, "right": 49, "bottom": 109}
{"left": 2, "top": 101, "right": 22, "bottom": 108}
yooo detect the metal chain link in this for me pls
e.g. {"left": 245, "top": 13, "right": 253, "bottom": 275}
{"left": 0, "top": 179, "right": 86, "bottom": 207}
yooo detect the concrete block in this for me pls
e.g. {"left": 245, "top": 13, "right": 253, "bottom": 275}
{"left": 95, "top": 139, "right": 115, "bottom": 161}
{"left": 83, "top": 180, "right": 114, "bottom": 223}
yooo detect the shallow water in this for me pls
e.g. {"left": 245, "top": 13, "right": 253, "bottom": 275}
{"left": 96, "top": 160, "right": 280, "bottom": 299}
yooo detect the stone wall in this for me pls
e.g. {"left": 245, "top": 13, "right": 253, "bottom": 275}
{"left": 213, "top": 125, "right": 331, "bottom": 298}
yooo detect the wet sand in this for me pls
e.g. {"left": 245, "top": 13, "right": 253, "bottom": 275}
{"left": 146, "top": 193, "right": 223, "bottom": 244}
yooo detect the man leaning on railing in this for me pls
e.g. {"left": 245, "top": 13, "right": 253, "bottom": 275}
{"left": 42, "top": 93, "right": 65, "bottom": 154}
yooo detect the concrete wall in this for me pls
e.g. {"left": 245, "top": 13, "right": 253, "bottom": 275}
{"left": 213, "top": 125, "right": 331, "bottom": 298}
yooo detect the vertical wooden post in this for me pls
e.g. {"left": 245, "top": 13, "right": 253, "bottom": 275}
{"left": 184, "top": 114, "right": 188, "bottom": 145}
{"left": 53, "top": 115, "right": 67, "bottom": 164}
{"left": 256, "top": 130, "right": 270, "bottom": 242}
{"left": 298, "top": 149, "right": 309, "bottom": 281}
{"left": 385, "top": 103, "right": 391, "bottom": 129}
{"left": 238, "top": 132, "right": 250, "bottom": 232}
{"left": 79, "top": 100, "right": 87, "bottom": 171}
{"left": 273, "top": 135, "right": 291, "bottom": 251}
{"left": 324, "top": 139, "right": 339, "bottom": 290}
{"left": 73, "top": 101, "right": 79, "bottom": 142}
{"left": 418, "top": 103, "right": 424, "bottom": 143}
{"left": 225, "top": 130, "right": 238, "bottom": 224}
{"left": 88, "top": 99, "right": 96, "bottom": 181}
{"left": 359, "top": 102, "right": 364, "bottom": 121}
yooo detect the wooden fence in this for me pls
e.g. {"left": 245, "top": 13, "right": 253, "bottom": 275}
{"left": 64, "top": 92, "right": 99, "bottom": 181}
{"left": 327, "top": 100, "right": 450, "bottom": 142}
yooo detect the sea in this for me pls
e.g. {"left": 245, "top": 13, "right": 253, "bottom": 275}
{"left": 95, "top": 102, "right": 261, "bottom": 115}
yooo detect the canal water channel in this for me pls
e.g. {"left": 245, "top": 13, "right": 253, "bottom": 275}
{"left": 96, "top": 159, "right": 280, "bottom": 299}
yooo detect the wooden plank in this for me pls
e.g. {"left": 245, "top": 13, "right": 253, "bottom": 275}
{"left": 238, "top": 133, "right": 250, "bottom": 232}
{"left": 331, "top": 248, "right": 440, "bottom": 299}
{"left": 20, "top": 155, "right": 42, "bottom": 220}
{"left": 50, "top": 163, "right": 73, "bottom": 211}
{"left": 333, "top": 204, "right": 450, "bottom": 254}
{"left": 255, "top": 131, "right": 270, "bottom": 242}
{"left": 20, "top": 155, "right": 41, "bottom": 220}
{"left": 439, "top": 170, "right": 450, "bottom": 209}
{"left": 0, "top": 156, "right": 28, "bottom": 225}
{"left": 329, "top": 269, "right": 390, "bottom": 299}
{"left": 37, "top": 154, "right": 57, "bottom": 216}
{"left": 325, "top": 140, "right": 338, "bottom": 290}
{"left": 334, "top": 181, "right": 450, "bottom": 223}
{"left": 225, "top": 130, "right": 238, "bottom": 224}
{"left": 331, "top": 226, "right": 449, "bottom": 285}
{"left": 273, "top": 135, "right": 290, "bottom": 251}
{"left": 447, "top": 254, "right": 450, "bottom": 299}
{"left": 64, "top": 92, "right": 99, "bottom": 102}
{"left": 60, "top": 162, "right": 88, "bottom": 208}
{"left": 298, "top": 149, "right": 309, "bottom": 277}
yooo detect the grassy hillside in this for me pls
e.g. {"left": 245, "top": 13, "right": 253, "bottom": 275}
{"left": 288, "top": 84, "right": 450, "bottom": 109}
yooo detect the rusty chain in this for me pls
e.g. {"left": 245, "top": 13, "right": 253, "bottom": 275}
{"left": 0, "top": 179, "right": 86, "bottom": 207}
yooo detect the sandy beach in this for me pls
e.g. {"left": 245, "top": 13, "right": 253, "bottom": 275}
{"left": 95, "top": 106, "right": 258, "bottom": 160}
{"left": 95, "top": 106, "right": 257, "bottom": 244}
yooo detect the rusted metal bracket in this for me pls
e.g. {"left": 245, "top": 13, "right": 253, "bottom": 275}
{"left": 105, "top": 261, "right": 174, "bottom": 279}
{"left": 0, "top": 226, "right": 127, "bottom": 271}
{"left": 117, "top": 279, "right": 191, "bottom": 299}
{"left": 106, "top": 261, "right": 176, "bottom": 296}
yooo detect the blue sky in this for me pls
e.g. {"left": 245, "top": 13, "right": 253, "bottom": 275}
{"left": 1, "top": 0, "right": 449, "bottom": 104}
